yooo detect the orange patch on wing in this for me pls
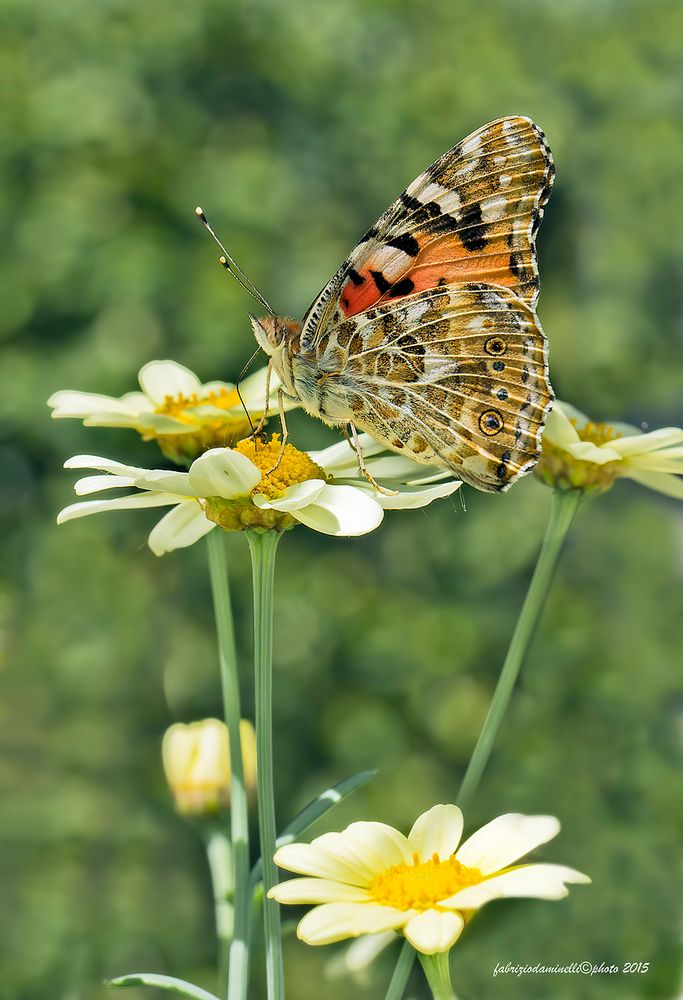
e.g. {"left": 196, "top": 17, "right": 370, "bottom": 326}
{"left": 340, "top": 273, "right": 385, "bottom": 316}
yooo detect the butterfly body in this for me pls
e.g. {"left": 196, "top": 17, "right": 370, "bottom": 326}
{"left": 251, "top": 116, "right": 555, "bottom": 492}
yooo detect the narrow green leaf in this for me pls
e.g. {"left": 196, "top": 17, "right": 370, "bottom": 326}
{"left": 279, "top": 769, "right": 376, "bottom": 844}
{"left": 108, "top": 973, "right": 220, "bottom": 1000}
{"left": 251, "top": 769, "right": 375, "bottom": 883}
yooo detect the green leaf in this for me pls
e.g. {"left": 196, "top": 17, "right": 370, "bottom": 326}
{"left": 279, "top": 769, "right": 376, "bottom": 843}
{"left": 108, "top": 973, "right": 221, "bottom": 1000}
{"left": 251, "top": 770, "right": 375, "bottom": 883}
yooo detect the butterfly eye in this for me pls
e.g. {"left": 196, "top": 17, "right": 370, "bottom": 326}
{"left": 479, "top": 409, "right": 504, "bottom": 436}
{"left": 484, "top": 337, "right": 507, "bottom": 356}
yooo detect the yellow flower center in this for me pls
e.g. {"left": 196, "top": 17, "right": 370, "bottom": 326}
{"left": 234, "top": 435, "right": 327, "bottom": 499}
{"left": 369, "top": 853, "right": 483, "bottom": 911}
{"left": 150, "top": 388, "right": 258, "bottom": 463}
{"left": 156, "top": 387, "right": 243, "bottom": 422}
{"left": 573, "top": 419, "right": 621, "bottom": 447}
{"left": 536, "top": 418, "right": 624, "bottom": 495}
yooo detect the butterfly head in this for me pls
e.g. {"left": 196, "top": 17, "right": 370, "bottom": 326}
{"left": 249, "top": 314, "right": 302, "bottom": 395}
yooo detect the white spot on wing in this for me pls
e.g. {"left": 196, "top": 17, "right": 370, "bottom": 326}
{"left": 467, "top": 317, "right": 485, "bottom": 331}
{"left": 499, "top": 174, "right": 512, "bottom": 188}
{"left": 480, "top": 194, "right": 508, "bottom": 223}
{"left": 462, "top": 131, "right": 486, "bottom": 155}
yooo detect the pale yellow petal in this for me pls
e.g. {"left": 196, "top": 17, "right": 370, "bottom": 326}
{"left": 409, "top": 804, "right": 464, "bottom": 862}
{"left": 456, "top": 814, "right": 560, "bottom": 874}
{"left": 343, "top": 821, "right": 414, "bottom": 868}
{"left": 268, "top": 878, "right": 371, "bottom": 904}
{"left": 274, "top": 842, "right": 370, "bottom": 886}
{"left": 403, "top": 909, "right": 464, "bottom": 955}
{"left": 441, "top": 864, "right": 591, "bottom": 909}
{"left": 297, "top": 902, "right": 411, "bottom": 946}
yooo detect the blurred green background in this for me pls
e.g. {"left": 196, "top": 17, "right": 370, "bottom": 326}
{"left": 1, "top": 0, "right": 682, "bottom": 997}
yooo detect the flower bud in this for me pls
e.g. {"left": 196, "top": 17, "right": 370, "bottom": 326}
{"left": 162, "top": 718, "right": 256, "bottom": 816}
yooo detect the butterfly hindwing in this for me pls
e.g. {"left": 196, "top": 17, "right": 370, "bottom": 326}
{"left": 305, "top": 282, "right": 553, "bottom": 492}
{"left": 301, "top": 115, "right": 554, "bottom": 350}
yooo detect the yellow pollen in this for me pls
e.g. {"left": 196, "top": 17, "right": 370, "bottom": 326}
{"left": 234, "top": 435, "right": 327, "bottom": 499}
{"left": 156, "top": 387, "right": 243, "bottom": 423}
{"left": 572, "top": 419, "right": 621, "bottom": 447}
{"left": 369, "top": 852, "right": 483, "bottom": 911}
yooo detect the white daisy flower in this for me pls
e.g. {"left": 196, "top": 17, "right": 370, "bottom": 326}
{"left": 48, "top": 360, "right": 286, "bottom": 464}
{"left": 57, "top": 433, "right": 461, "bottom": 553}
{"left": 269, "top": 804, "right": 590, "bottom": 956}
{"left": 162, "top": 718, "right": 257, "bottom": 816}
{"left": 537, "top": 400, "right": 683, "bottom": 498}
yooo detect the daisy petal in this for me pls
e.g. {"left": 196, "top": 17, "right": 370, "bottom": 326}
{"left": 57, "top": 492, "right": 180, "bottom": 524}
{"left": 274, "top": 843, "right": 371, "bottom": 886}
{"left": 625, "top": 469, "right": 683, "bottom": 499}
{"left": 253, "top": 480, "right": 326, "bottom": 512}
{"left": 148, "top": 502, "right": 215, "bottom": 556}
{"left": 73, "top": 474, "right": 137, "bottom": 495}
{"left": 297, "top": 902, "right": 411, "bottom": 946}
{"left": 609, "top": 427, "right": 683, "bottom": 456}
{"left": 312, "top": 435, "right": 385, "bottom": 473}
{"left": 64, "top": 455, "right": 147, "bottom": 476}
{"left": 565, "top": 441, "right": 621, "bottom": 465}
{"left": 409, "top": 804, "right": 464, "bottom": 862}
{"left": 456, "top": 814, "right": 560, "bottom": 874}
{"left": 236, "top": 366, "right": 282, "bottom": 408}
{"left": 268, "top": 878, "right": 371, "bottom": 904}
{"left": 48, "top": 390, "right": 148, "bottom": 418}
{"left": 621, "top": 454, "right": 683, "bottom": 474}
{"left": 554, "top": 401, "right": 590, "bottom": 430}
{"left": 344, "top": 822, "right": 414, "bottom": 868}
{"left": 337, "top": 931, "right": 397, "bottom": 974}
{"left": 188, "top": 448, "right": 261, "bottom": 499}
{"left": 312, "top": 832, "right": 392, "bottom": 883}
{"left": 83, "top": 413, "right": 148, "bottom": 429}
{"left": 136, "top": 412, "right": 200, "bottom": 434}
{"left": 441, "top": 864, "right": 591, "bottom": 909}
{"left": 292, "top": 485, "right": 384, "bottom": 536}
{"left": 403, "top": 909, "right": 464, "bottom": 955}
{"left": 374, "top": 480, "right": 461, "bottom": 510}
{"left": 544, "top": 403, "right": 582, "bottom": 447}
{"left": 138, "top": 360, "right": 202, "bottom": 404}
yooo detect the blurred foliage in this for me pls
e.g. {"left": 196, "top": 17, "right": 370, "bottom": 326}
{"left": 1, "top": 0, "right": 682, "bottom": 998}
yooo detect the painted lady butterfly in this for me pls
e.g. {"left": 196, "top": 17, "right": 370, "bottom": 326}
{"left": 250, "top": 116, "right": 555, "bottom": 492}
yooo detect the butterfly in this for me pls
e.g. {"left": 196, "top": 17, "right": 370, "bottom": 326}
{"left": 249, "top": 115, "right": 555, "bottom": 492}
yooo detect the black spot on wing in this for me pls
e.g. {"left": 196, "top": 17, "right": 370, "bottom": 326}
{"left": 386, "top": 233, "right": 420, "bottom": 257}
{"left": 458, "top": 202, "right": 488, "bottom": 251}
{"left": 399, "top": 192, "right": 423, "bottom": 213}
{"left": 388, "top": 277, "right": 415, "bottom": 298}
{"left": 370, "top": 270, "right": 391, "bottom": 294}
{"left": 360, "top": 226, "right": 379, "bottom": 243}
{"left": 399, "top": 192, "right": 442, "bottom": 225}
{"left": 347, "top": 267, "right": 365, "bottom": 286}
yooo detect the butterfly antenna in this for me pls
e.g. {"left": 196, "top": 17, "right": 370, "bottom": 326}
{"left": 195, "top": 207, "right": 275, "bottom": 316}
{"left": 233, "top": 346, "right": 264, "bottom": 436}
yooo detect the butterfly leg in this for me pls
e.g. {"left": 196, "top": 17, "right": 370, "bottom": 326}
{"left": 264, "top": 388, "right": 289, "bottom": 473}
{"left": 251, "top": 361, "right": 273, "bottom": 439}
{"left": 348, "top": 422, "right": 398, "bottom": 496}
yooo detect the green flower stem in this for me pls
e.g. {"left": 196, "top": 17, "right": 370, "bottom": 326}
{"left": 419, "top": 953, "right": 457, "bottom": 1000}
{"left": 246, "top": 528, "right": 284, "bottom": 1000}
{"left": 457, "top": 487, "right": 582, "bottom": 809}
{"left": 384, "top": 488, "right": 582, "bottom": 1000}
{"left": 204, "top": 829, "right": 234, "bottom": 995}
{"left": 206, "top": 531, "right": 250, "bottom": 1000}
{"left": 384, "top": 940, "right": 415, "bottom": 1000}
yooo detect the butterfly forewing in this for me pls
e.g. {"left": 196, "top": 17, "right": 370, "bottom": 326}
{"left": 301, "top": 115, "right": 554, "bottom": 349}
